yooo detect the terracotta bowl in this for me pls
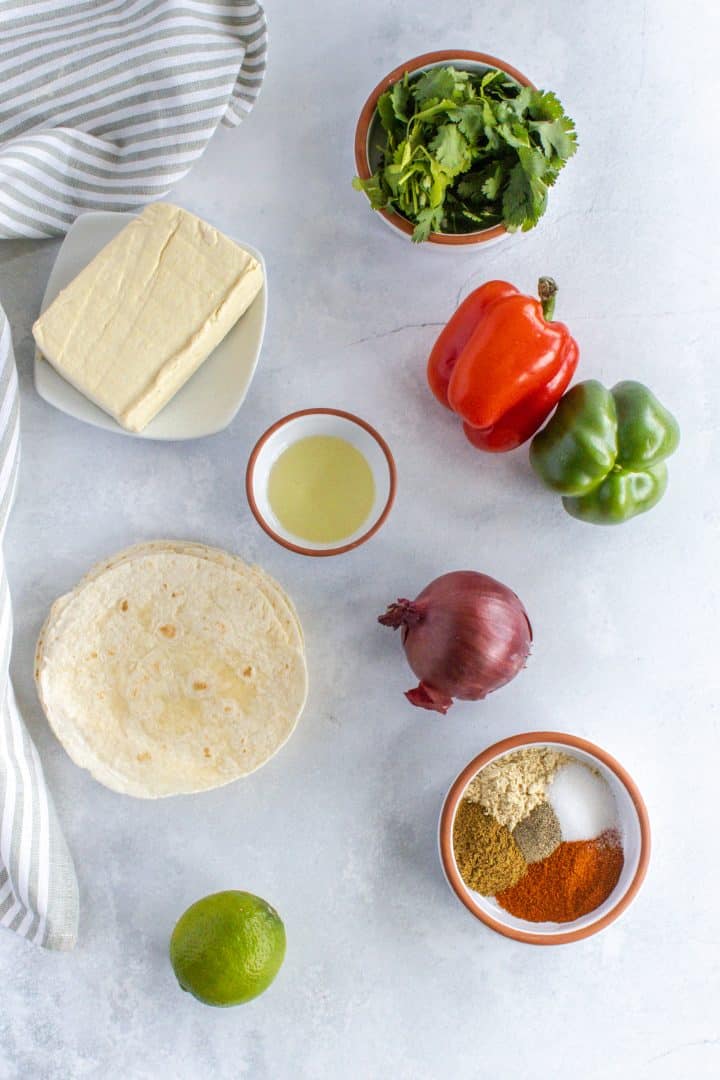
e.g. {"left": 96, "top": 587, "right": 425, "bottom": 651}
{"left": 354, "top": 49, "right": 535, "bottom": 248}
{"left": 438, "top": 731, "right": 651, "bottom": 945}
{"left": 245, "top": 408, "right": 397, "bottom": 557}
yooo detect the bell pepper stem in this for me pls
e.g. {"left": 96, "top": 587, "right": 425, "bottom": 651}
{"left": 538, "top": 277, "right": 558, "bottom": 321}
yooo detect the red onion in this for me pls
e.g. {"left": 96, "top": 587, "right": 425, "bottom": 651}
{"left": 378, "top": 571, "right": 532, "bottom": 714}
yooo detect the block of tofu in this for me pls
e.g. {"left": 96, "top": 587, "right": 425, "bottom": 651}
{"left": 32, "top": 203, "right": 264, "bottom": 432}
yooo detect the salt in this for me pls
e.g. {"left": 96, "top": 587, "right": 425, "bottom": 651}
{"left": 546, "top": 761, "right": 618, "bottom": 841}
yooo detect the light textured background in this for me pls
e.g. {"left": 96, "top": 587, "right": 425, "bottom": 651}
{"left": 0, "top": 1, "right": 717, "bottom": 1077}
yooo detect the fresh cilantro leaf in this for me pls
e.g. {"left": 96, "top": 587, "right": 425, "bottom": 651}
{"left": 527, "top": 89, "right": 566, "bottom": 122}
{"left": 512, "top": 85, "right": 533, "bottom": 117}
{"left": 429, "top": 124, "right": 470, "bottom": 175}
{"left": 497, "top": 122, "right": 531, "bottom": 149}
{"left": 530, "top": 116, "right": 578, "bottom": 161}
{"left": 482, "top": 98, "right": 496, "bottom": 126}
{"left": 456, "top": 161, "right": 507, "bottom": 203}
{"left": 448, "top": 103, "right": 485, "bottom": 143}
{"left": 352, "top": 173, "right": 388, "bottom": 210}
{"left": 391, "top": 76, "right": 411, "bottom": 121}
{"left": 517, "top": 145, "right": 547, "bottom": 179}
{"left": 398, "top": 138, "right": 414, "bottom": 169}
{"left": 480, "top": 69, "right": 510, "bottom": 94}
{"left": 382, "top": 161, "right": 405, "bottom": 196}
{"left": 483, "top": 124, "right": 503, "bottom": 151}
{"left": 412, "top": 205, "right": 444, "bottom": 242}
{"left": 482, "top": 162, "right": 507, "bottom": 200}
{"left": 412, "top": 67, "right": 469, "bottom": 105}
{"left": 376, "top": 92, "right": 397, "bottom": 139}
{"left": 502, "top": 165, "right": 534, "bottom": 228}
{"left": 493, "top": 100, "right": 517, "bottom": 125}
{"left": 502, "top": 162, "right": 548, "bottom": 231}
{"left": 428, "top": 157, "right": 453, "bottom": 206}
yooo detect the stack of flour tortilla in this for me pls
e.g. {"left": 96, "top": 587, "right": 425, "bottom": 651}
{"left": 35, "top": 542, "right": 308, "bottom": 798}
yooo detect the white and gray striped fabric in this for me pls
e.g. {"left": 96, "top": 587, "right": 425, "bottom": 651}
{"left": 0, "top": 0, "right": 268, "bottom": 239}
{"left": 0, "top": 307, "right": 79, "bottom": 949}
{"left": 0, "top": 0, "right": 267, "bottom": 948}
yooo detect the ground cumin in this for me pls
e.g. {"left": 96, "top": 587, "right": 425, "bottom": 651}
{"left": 453, "top": 799, "right": 527, "bottom": 895}
{"left": 496, "top": 829, "right": 624, "bottom": 923}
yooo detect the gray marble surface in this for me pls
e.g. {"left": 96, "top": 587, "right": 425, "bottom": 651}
{"left": 0, "top": 1, "right": 717, "bottom": 1077}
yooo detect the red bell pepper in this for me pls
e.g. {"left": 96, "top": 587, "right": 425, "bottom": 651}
{"left": 427, "top": 278, "right": 579, "bottom": 452}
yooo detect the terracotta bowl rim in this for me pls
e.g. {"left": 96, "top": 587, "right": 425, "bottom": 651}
{"left": 438, "top": 730, "right": 651, "bottom": 945}
{"left": 245, "top": 407, "right": 397, "bottom": 557}
{"left": 353, "top": 49, "right": 536, "bottom": 246}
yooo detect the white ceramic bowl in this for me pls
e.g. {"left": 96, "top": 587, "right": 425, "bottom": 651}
{"left": 245, "top": 408, "right": 397, "bottom": 557}
{"left": 438, "top": 732, "right": 651, "bottom": 945}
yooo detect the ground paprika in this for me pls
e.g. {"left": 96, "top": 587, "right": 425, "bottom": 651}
{"left": 495, "top": 829, "right": 623, "bottom": 923}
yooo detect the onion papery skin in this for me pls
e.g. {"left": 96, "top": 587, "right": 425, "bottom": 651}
{"left": 379, "top": 572, "right": 532, "bottom": 714}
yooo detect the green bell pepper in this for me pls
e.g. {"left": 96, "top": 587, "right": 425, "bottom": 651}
{"left": 529, "top": 380, "right": 680, "bottom": 524}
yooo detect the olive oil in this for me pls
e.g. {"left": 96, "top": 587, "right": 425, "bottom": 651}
{"left": 268, "top": 435, "right": 375, "bottom": 543}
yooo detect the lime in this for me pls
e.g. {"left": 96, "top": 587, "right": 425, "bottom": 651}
{"left": 169, "top": 891, "right": 286, "bottom": 1007}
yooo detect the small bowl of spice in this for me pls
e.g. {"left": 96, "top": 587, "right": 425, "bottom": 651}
{"left": 439, "top": 732, "right": 650, "bottom": 944}
{"left": 246, "top": 408, "right": 397, "bottom": 557}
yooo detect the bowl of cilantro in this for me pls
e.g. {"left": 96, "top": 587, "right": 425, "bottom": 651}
{"left": 353, "top": 50, "right": 577, "bottom": 246}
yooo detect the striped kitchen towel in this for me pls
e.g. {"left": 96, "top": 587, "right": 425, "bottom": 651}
{"left": 0, "top": 305, "right": 79, "bottom": 950}
{"left": 0, "top": 1, "right": 267, "bottom": 948}
{"left": 0, "top": 0, "right": 268, "bottom": 238}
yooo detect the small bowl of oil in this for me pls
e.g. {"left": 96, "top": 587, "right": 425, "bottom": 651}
{"left": 246, "top": 408, "right": 397, "bottom": 556}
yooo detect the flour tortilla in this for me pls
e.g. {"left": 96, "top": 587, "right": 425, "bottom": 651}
{"left": 36, "top": 547, "right": 307, "bottom": 798}
{"left": 40, "top": 540, "right": 303, "bottom": 652}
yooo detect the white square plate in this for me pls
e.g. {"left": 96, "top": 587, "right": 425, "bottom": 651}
{"left": 33, "top": 210, "right": 267, "bottom": 440}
